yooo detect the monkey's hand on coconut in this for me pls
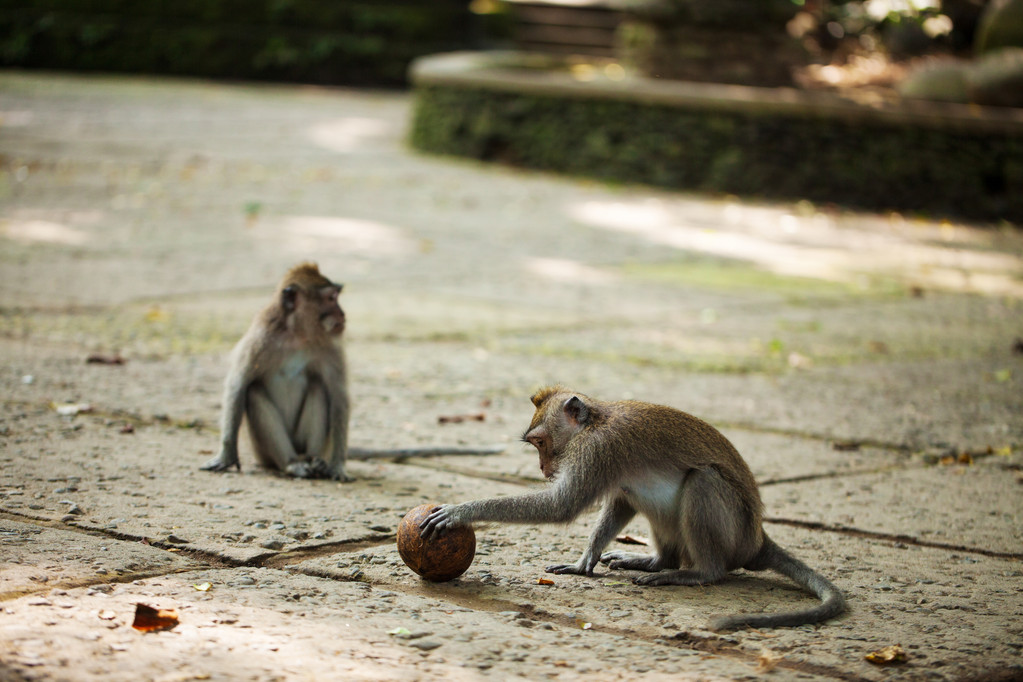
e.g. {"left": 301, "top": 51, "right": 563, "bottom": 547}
{"left": 419, "top": 504, "right": 465, "bottom": 539}
{"left": 201, "top": 447, "right": 240, "bottom": 473}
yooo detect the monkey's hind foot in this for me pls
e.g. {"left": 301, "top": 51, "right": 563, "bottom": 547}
{"left": 633, "top": 569, "right": 720, "bottom": 587}
{"left": 285, "top": 460, "right": 336, "bottom": 479}
{"left": 600, "top": 551, "right": 662, "bottom": 572}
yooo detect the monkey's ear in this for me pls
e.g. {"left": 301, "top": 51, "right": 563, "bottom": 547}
{"left": 281, "top": 285, "right": 298, "bottom": 312}
{"left": 563, "top": 396, "right": 590, "bottom": 426}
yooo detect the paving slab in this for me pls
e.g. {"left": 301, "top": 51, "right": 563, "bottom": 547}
{"left": 0, "top": 517, "right": 200, "bottom": 598}
{"left": 0, "top": 567, "right": 770, "bottom": 681}
{"left": 1, "top": 402, "right": 517, "bottom": 564}
{"left": 294, "top": 517, "right": 1023, "bottom": 681}
{"left": 762, "top": 459, "right": 1023, "bottom": 555}
{"left": 2, "top": 71, "right": 1022, "bottom": 681}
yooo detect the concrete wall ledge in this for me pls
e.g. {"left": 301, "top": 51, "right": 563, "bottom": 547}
{"left": 411, "top": 51, "right": 1023, "bottom": 135}
{"left": 409, "top": 51, "right": 1023, "bottom": 223}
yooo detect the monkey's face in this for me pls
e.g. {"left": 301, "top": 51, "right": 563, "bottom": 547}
{"left": 523, "top": 426, "right": 558, "bottom": 479}
{"left": 523, "top": 389, "right": 592, "bottom": 480}
{"left": 317, "top": 285, "right": 346, "bottom": 336}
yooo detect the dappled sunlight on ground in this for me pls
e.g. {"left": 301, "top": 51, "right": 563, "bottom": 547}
{"left": 1, "top": 208, "right": 104, "bottom": 246}
{"left": 268, "top": 215, "right": 414, "bottom": 257}
{"left": 307, "top": 116, "right": 393, "bottom": 153}
{"left": 566, "top": 197, "right": 1023, "bottom": 297}
{"left": 2, "top": 219, "right": 89, "bottom": 245}
{"left": 524, "top": 257, "right": 617, "bottom": 285}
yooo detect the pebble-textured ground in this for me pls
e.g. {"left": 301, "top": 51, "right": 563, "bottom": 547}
{"left": 1, "top": 71, "right": 1022, "bottom": 681}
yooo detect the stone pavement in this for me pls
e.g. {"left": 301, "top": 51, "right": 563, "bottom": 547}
{"left": 1, "top": 71, "right": 1021, "bottom": 681}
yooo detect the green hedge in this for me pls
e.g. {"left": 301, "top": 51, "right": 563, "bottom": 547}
{"left": 0, "top": 0, "right": 479, "bottom": 85}
{"left": 410, "top": 84, "right": 1022, "bottom": 223}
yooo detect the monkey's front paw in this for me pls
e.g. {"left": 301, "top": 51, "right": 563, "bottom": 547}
{"left": 544, "top": 563, "right": 593, "bottom": 576}
{"left": 323, "top": 462, "right": 353, "bottom": 482}
{"left": 200, "top": 451, "right": 240, "bottom": 473}
{"left": 546, "top": 552, "right": 599, "bottom": 576}
{"left": 544, "top": 564, "right": 576, "bottom": 575}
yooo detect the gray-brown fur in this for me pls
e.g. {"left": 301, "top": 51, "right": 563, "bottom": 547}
{"left": 201, "top": 263, "right": 351, "bottom": 480}
{"left": 421, "top": 385, "right": 845, "bottom": 631}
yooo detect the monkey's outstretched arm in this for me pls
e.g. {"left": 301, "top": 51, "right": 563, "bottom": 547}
{"left": 420, "top": 465, "right": 602, "bottom": 538}
{"left": 419, "top": 489, "right": 570, "bottom": 538}
{"left": 547, "top": 494, "right": 636, "bottom": 576}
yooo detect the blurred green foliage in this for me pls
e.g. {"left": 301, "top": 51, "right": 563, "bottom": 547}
{"left": 411, "top": 84, "right": 1022, "bottom": 223}
{"left": 0, "top": 0, "right": 489, "bottom": 85}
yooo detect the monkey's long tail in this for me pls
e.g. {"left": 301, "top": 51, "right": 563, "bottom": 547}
{"left": 347, "top": 445, "right": 506, "bottom": 460}
{"left": 708, "top": 536, "right": 845, "bottom": 632}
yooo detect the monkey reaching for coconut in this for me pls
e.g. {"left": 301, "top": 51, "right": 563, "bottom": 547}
{"left": 421, "top": 385, "right": 845, "bottom": 631}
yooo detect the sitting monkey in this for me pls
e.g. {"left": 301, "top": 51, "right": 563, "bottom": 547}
{"left": 202, "top": 263, "right": 350, "bottom": 480}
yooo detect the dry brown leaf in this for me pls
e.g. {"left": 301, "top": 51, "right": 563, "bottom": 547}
{"left": 86, "top": 354, "right": 125, "bottom": 365}
{"left": 145, "top": 306, "right": 169, "bottom": 323}
{"left": 615, "top": 534, "right": 649, "bottom": 546}
{"left": 131, "top": 603, "right": 179, "bottom": 632}
{"left": 755, "top": 648, "right": 783, "bottom": 673}
{"left": 867, "top": 341, "right": 889, "bottom": 354}
{"left": 865, "top": 644, "right": 908, "bottom": 665}
{"left": 941, "top": 452, "right": 974, "bottom": 466}
{"left": 437, "top": 413, "right": 486, "bottom": 424}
